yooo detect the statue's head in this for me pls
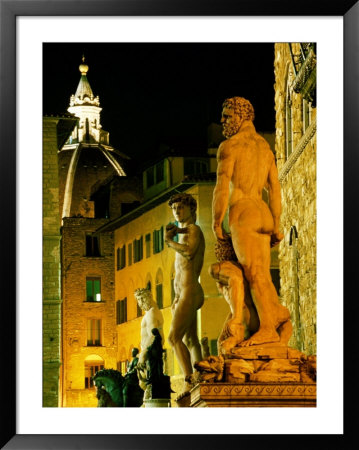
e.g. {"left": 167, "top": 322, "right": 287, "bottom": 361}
{"left": 152, "top": 327, "right": 161, "bottom": 337}
{"left": 168, "top": 193, "right": 197, "bottom": 223}
{"left": 134, "top": 288, "right": 153, "bottom": 311}
{"left": 132, "top": 347, "right": 139, "bottom": 357}
{"left": 221, "top": 97, "right": 255, "bottom": 138}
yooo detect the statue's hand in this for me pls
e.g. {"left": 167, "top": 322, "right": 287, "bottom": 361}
{"left": 165, "top": 223, "right": 178, "bottom": 241}
{"left": 270, "top": 231, "right": 284, "bottom": 247}
{"left": 213, "top": 224, "right": 224, "bottom": 240}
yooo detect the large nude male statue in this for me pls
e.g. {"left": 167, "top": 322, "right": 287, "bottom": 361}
{"left": 212, "top": 96, "right": 291, "bottom": 347}
{"left": 165, "top": 193, "right": 205, "bottom": 394}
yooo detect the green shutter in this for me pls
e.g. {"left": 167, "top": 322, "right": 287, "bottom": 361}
{"left": 86, "top": 280, "right": 93, "bottom": 301}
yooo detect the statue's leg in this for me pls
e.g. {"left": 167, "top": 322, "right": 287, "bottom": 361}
{"left": 210, "top": 262, "right": 246, "bottom": 353}
{"left": 231, "top": 224, "right": 280, "bottom": 346}
{"left": 168, "top": 292, "right": 195, "bottom": 387}
{"left": 218, "top": 265, "right": 246, "bottom": 353}
{"left": 183, "top": 313, "right": 202, "bottom": 367}
{"left": 217, "top": 310, "right": 233, "bottom": 354}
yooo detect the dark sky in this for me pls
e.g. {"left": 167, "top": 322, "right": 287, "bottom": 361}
{"left": 43, "top": 43, "right": 275, "bottom": 166}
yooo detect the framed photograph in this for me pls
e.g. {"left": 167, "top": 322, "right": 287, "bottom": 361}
{"left": 1, "top": 0, "right": 355, "bottom": 448}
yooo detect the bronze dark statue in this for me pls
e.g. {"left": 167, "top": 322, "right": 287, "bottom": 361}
{"left": 138, "top": 328, "right": 172, "bottom": 400}
{"left": 93, "top": 365, "right": 144, "bottom": 407}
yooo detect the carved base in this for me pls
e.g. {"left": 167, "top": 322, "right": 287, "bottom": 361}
{"left": 177, "top": 382, "right": 316, "bottom": 407}
{"left": 143, "top": 398, "right": 171, "bottom": 407}
{"left": 183, "top": 344, "right": 317, "bottom": 407}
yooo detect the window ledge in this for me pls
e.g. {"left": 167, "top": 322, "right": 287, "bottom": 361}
{"left": 83, "top": 300, "right": 105, "bottom": 304}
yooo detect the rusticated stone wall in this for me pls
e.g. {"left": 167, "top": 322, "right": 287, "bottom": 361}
{"left": 43, "top": 117, "right": 64, "bottom": 407}
{"left": 274, "top": 43, "right": 317, "bottom": 355}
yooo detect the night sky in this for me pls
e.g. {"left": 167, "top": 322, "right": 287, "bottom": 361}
{"left": 43, "top": 43, "right": 275, "bottom": 168}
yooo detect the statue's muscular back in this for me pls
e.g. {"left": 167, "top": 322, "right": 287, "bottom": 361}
{"left": 226, "top": 122, "right": 275, "bottom": 234}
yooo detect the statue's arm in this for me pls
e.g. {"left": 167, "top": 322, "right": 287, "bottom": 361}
{"left": 212, "top": 141, "right": 234, "bottom": 239}
{"left": 165, "top": 225, "right": 201, "bottom": 260}
{"left": 268, "top": 155, "right": 283, "bottom": 246}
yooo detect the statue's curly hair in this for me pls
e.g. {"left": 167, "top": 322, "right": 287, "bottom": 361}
{"left": 134, "top": 287, "right": 151, "bottom": 299}
{"left": 214, "top": 236, "right": 238, "bottom": 262}
{"left": 222, "top": 97, "right": 255, "bottom": 122}
{"left": 168, "top": 193, "right": 197, "bottom": 212}
{"left": 168, "top": 193, "right": 197, "bottom": 221}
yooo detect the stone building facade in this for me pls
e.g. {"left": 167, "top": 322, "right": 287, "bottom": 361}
{"left": 274, "top": 43, "right": 317, "bottom": 355}
{"left": 43, "top": 115, "right": 77, "bottom": 406}
{"left": 61, "top": 218, "right": 117, "bottom": 407}
{"left": 58, "top": 59, "right": 130, "bottom": 406}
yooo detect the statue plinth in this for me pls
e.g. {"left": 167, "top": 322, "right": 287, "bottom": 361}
{"left": 177, "top": 344, "right": 316, "bottom": 407}
{"left": 143, "top": 398, "right": 171, "bottom": 407}
{"left": 180, "top": 381, "right": 316, "bottom": 407}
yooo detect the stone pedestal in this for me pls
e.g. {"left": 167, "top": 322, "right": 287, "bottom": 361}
{"left": 143, "top": 398, "right": 171, "bottom": 407}
{"left": 178, "top": 382, "right": 316, "bottom": 407}
{"left": 177, "top": 344, "right": 316, "bottom": 407}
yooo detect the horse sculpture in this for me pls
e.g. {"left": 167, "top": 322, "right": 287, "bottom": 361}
{"left": 93, "top": 368, "right": 144, "bottom": 407}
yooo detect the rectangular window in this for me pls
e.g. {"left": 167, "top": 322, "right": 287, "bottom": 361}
{"left": 184, "top": 158, "right": 209, "bottom": 176}
{"left": 136, "top": 301, "right": 142, "bottom": 318}
{"left": 117, "top": 245, "right": 126, "bottom": 270}
{"left": 116, "top": 298, "right": 127, "bottom": 324}
{"left": 84, "top": 363, "right": 104, "bottom": 388}
{"left": 116, "top": 247, "right": 120, "bottom": 270}
{"left": 133, "top": 236, "right": 143, "bottom": 263}
{"left": 303, "top": 99, "right": 310, "bottom": 132}
{"left": 153, "top": 226, "right": 164, "bottom": 254}
{"left": 145, "top": 233, "right": 151, "bottom": 258}
{"left": 173, "top": 221, "right": 179, "bottom": 243}
{"left": 146, "top": 166, "right": 155, "bottom": 188}
{"left": 128, "top": 243, "right": 132, "bottom": 266}
{"left": 86, "top": 234, "right": 100, "bottom": 257}
{"left": 155, "top": 160, "right": 164, "bottom": 183}
{"left": 156, "top": 283, "right": 163, "bottom": 309}
{"left": 210, "top": 339, "right": 218, "bottom": 356}
{"left": 86, "top": 277, "right": 101, "bottom": 302}
{"left": 87, "top": 319, "right": 102, "bottom": 346}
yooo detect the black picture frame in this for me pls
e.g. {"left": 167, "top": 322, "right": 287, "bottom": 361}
{"left": 1, "top": 0, "right": 356, "bottom": 448}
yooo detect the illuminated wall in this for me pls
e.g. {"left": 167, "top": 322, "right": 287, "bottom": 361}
{"left": 61, "top": 218, "right": 117, "bottom": 407}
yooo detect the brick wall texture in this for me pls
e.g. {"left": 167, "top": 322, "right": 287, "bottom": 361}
{"left": 61, "top": 218, "right": 117, "bottom": 406}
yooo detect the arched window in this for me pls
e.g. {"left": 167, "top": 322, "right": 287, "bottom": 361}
{"left": 303, "top": 98, "right": 311, "bottom": 132}
{"left": 285, "top": 82, "right": 293, "bottom": 160}
{"left": 289, "top": 225, "right": 303, "bottom": 351}
{"left": 84, "top": 354, "right": 104, "bottom": 389}
{"left": 155, "top": 268, "right": 163, "bottom": 309}
{"left": 145, "top": 274, "right": 152, "bottom": 292}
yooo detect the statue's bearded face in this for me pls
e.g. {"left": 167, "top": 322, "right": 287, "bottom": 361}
{"left": 135, "top": 291, "right": 152, "bottom": 311}
{"left": 221, "top": 107, "right": 242, "bottom": 138}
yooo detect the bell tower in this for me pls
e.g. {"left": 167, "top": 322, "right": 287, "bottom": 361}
{"left": 67, "top": 56, "right": 107, "bottom": 144}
